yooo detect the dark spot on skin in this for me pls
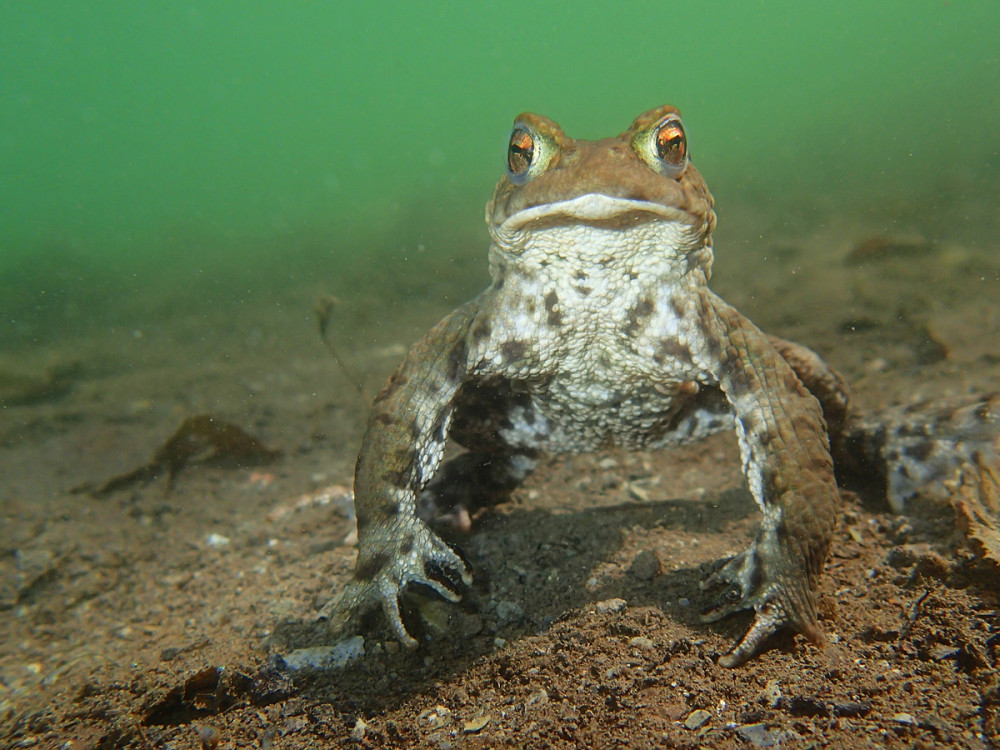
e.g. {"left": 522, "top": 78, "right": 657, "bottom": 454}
{"left": 576, "top": 285, "right": 593, "bottom": 296}
{"left": 354, "top": 498, "right": 398, "bottom": 535}
{"left": 380, "top": 464, "right": 411, "bottom": 487}
{"left": 381, "top": 448, "right": 415, "bottom": 488}
{"left": 599, "top": 256, "right": 614, "bottom": 266}
{"left": 447, "top": 338, "right": 468, "bottom": 381}
{"left": 670, "top": 295, "right": 686, "bottom": 319}
{"left": 526, "top": 299, "right": 536, "bottom": 315}
{"left": 472, "top": 318, "right": 492, "bottom": 340}
{"left": 623, "top": 298, "right": 655, "bottom": 337}
{"left": 703, "top": 330, "right": 722, "bottom": 361}
{"left": 628, "top": 270, "right": 638, "bottom": 280}
{"left": 544, "top": 290, "right": 562, "bottom": 326}
{"left": 399, "top": 534, "right": 414, "bottom": 556}
{"left": 374, "top": 412, "right": 396, "bottom": 426}
{"left": 374, "top": 373, "right": 409, "bottom": 403}
{"left": 354, "top": 551, "right": 391, "bottom": 581}
{"left": 574, "top": 270, "right": 588, "bottom": 281}
{"left": 903, "top": 440, "right": 935, "bottom": 462}
{"left": 501, "top": 340, "right": 528, "bottom": 363}
{"left": 654, "top": 338, "right": 693, "bottom": 365}
{"left": 494, "top": 273, "right": 505, "bottom": 290}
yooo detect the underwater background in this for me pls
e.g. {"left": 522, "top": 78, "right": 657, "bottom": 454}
{"left": 3, "top": 6, "right": 1000, "bottom": 743}
{"left": 1, "top": 1, "right": 998, "bottom": 349}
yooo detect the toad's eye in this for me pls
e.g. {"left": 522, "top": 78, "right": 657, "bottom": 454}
{"left": 507, "top": 127, "right": 535, "bottom": 180}
{"left": 634, "top": 114, "right": 688, "bottom": 177}
{"left": 654, "top": 116, "right": 686, "bottom": 167}
{"left": 505, "top": 122, "right": 553, "bottom": 185}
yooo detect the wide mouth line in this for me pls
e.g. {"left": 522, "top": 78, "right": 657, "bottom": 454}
{"left": 498, "top": 194, "right": 689, "bottom": 234}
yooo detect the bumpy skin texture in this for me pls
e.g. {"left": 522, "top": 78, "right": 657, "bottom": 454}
{"left": 323, "top": 106, "right": 845, "bottom": 666}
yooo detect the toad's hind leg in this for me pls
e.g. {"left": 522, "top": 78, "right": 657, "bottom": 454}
{"left": 419, "top": 378, "right": 543, "bottom": 528}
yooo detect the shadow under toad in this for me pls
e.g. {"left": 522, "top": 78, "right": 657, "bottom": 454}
{"left": 245, "top": 484, "right": 766, "bottom": 716}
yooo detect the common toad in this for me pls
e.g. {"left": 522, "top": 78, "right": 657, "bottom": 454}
{"left": 324, "top": 106, "right": 851, "bottom": 667}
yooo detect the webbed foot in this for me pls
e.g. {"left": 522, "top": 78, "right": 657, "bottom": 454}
{"left": 319, "top": 521, "right": 472, "bottom": 648}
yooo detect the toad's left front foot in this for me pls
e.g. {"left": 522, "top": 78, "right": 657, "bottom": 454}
{"left": 700, "top": 537, "right": 825, "bottom": 668}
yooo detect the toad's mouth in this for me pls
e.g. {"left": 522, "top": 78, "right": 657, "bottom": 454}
{"left": 494, "top": 194, "right": 695, "bottom": 238}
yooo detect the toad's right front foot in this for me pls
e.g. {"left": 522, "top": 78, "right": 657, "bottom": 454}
{"left": 320, "top": 520, "right": 472, "bottom": 648}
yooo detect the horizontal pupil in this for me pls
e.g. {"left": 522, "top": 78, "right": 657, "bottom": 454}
{"left": 508, "top": 142, "right": 533, "bottom": 172}
{"left": 657, "top": 131, "right": 683, "bottom": 160}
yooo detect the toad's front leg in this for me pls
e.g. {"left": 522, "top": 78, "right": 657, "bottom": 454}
{"left": 694, "top": 292, "right": 839, "bottom": 667}
{"left": 321, "top": 302, "right": 480, "bottom": 647}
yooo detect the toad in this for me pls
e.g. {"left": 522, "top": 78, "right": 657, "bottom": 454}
{"left": 324, "top": 105, "right": 852, "bottom": 667}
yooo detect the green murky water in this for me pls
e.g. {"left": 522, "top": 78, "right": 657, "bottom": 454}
{"left": 1, "top": 1, "right": 998, "bottom": 346}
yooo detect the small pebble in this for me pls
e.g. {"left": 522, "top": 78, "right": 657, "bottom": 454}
{"left": 463, "top": 715, "right": 491, "bottom": 733}
{"left": 417, "top": 705, "right": 453, "bottom": 729}
{"left": 626, "top": 482, "right": 651, "bottom": 502}
{"left": 206, "top": 533, "right": 231, "bottom": 548}
{"left": 683, "top": 709, "right": 711, "bottom": 730}
{"left": 526, "top": 688, "right": 549, "bottom": 708}
{"left": 595, "top": 598, "right": 627, "bottom": 614}
{"left": 760, "top": 679, "right": 781, "bottom": 708}
{"left": 930, "top": 645, "right": 959, "bottom": 660}
{"left": 628, "top": 550, "right": 660, "bottom": 580}
{"left": 735, "top": 722, "right": 802, "bottom": 747}
{"left": 278, "top": 636, "right": 365, "bottom": 670}
{"left": 494, "top": 600, "right": 525, "bottom": 624}
{"left": 628, "top": 636, "right": 655, "bottom": 651}
{"left": 195, "top": 724, "right": 220, "bottom": 750}
{"left": 350, "top": 717, "right": 367, "bottom": 741}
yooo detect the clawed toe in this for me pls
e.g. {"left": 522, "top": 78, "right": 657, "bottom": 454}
{"left": 423, "top": 559, "right": 469, "bottom": 600}
{"left": 715, "top": 600, "right": 788, "bottom": 667}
